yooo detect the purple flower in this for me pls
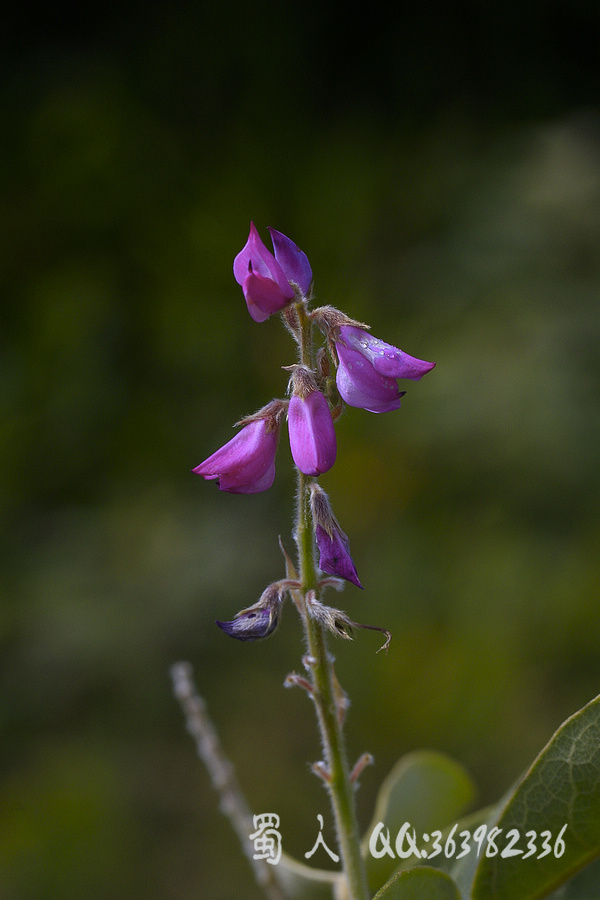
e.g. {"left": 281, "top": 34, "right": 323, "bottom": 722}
{"left": 335, "top": 325, "right": 435, "bottom": 413}
{"left": 288, "top": 390, "right": 337, "bottom": 477}
{"left": 233, "top": 223, "right": 312, "bottom": 322}
{"left": 192, "top": 416, "right": 279, "bottom": 494}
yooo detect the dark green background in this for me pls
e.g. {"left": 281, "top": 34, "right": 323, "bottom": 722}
{"left": 2, "top": 2, "right": 599, "bottom": 897}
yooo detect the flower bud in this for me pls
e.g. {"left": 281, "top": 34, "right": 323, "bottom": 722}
{"left": 287, "top": 368, "right": 336, "bottom": 477}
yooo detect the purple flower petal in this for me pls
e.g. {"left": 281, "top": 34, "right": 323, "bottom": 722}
{"left": 192, "top": 417, "right": 278, "bottom": 493}
{"left": 268, "top": 227, "right": 312, "bottom": 295}
{"left": 336, "top": 343, "right": 405, "bottom": 412}
{"left": 242, "top": 268, "right": 295, "bottom": 323}
{"left": 288, "top": 391, "right": 337, "bottom": 476}
{"left": 335, "top": 326, "right": 434, "bottom": 412}
{"left": 339, "top": 326, "right": 436, "bottom": 380}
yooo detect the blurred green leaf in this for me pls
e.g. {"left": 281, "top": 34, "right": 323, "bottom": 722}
{"left": 470, "top": 693, "right": 600, "bottom": 900}
{"left": 362, "top": 750, "right": 476, "bottom": 894}
{"left": 373, "top": 865, "right": 461, "bottom": 900}
{"left": 546, "top": 856, "right": 600, "bottom": 899}
{"left": 446, "top": 806, "right": 500, "bottom": 896}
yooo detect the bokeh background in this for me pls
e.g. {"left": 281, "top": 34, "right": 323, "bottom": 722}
{"left": 2, "top": 2, "right": 600, "bottom": 897}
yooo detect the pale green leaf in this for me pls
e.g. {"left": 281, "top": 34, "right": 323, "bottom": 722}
{"left": 471, "top": 693, "right": 600, "bottom": 900}
{"left": 362, "top": 750, "right": 476, "bottom": 894}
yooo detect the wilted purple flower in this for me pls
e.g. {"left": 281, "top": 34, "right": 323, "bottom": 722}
{"left": 233, "top": 223, "right": 312, "bottom": 322}
{"left": 335, "top": 325, "right": 435, "bottom": 413}
{"left": 217, "top": 607, "right": 278, "bottom": 641}
{"left": 217, "top": 583, "right": 284, "bottom": 641}
{"left": 192, "top": 411, "right": 281, "bottom": 494}
{"left": 288, "top": 389, "right": 337, "bottom": 477}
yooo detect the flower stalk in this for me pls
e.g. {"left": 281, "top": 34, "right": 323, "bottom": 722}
{"left": 188, "top": 223, "right": 435, "bottom": 900}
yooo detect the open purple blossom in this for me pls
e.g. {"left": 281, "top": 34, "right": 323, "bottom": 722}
{"left": 233, "top": 223, "right": 312, "bottom": 322}
{"left": 192, "top": 412, "right": 281, "bottom": 494}
{"left": 335, "top": 325, "right": 435, "bottom": 413}
{"left": 288, "top": 388, "right": 337, "bottom": 477}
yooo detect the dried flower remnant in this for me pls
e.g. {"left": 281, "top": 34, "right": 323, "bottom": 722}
{"left": 217, "top": 583, "right": 285, "bottom": 642}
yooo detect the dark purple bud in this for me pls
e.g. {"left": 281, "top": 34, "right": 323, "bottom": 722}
{"left": 315, "top": 524, "right": 362, "bottom": 589}
{"left": 310, "top": 483, "right": 362, "bottom": 588}
{"left": 233, "top": 223, "right": 312, "bottom": 322}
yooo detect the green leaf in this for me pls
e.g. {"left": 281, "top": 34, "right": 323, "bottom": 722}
{"left": 363, "top": 750, "right": 476, "bottom": 894}
{"left": 274, "top": 851, "right": 339, "bottom": 899}
{"left": 471, "top": 693, "right": 600, "bottom": 900}
{"left": 372, "top": 865, "right": 461, "bottom": 900}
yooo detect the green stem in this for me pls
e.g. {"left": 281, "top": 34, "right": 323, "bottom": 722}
{"left": 293, "top": 302, "right": 369, "bottom": 900}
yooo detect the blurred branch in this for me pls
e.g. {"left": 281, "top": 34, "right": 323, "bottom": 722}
{"left": 171, "top": 662, "right": 288, "bottom": 900}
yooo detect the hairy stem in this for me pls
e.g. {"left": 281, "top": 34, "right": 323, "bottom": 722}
{"left": 294, "top": 302, "right": 369, "bottom": 900}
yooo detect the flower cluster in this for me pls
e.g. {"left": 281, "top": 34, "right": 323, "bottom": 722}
{"left": 194, "top": 224, "right": 435, "bottom": 636}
